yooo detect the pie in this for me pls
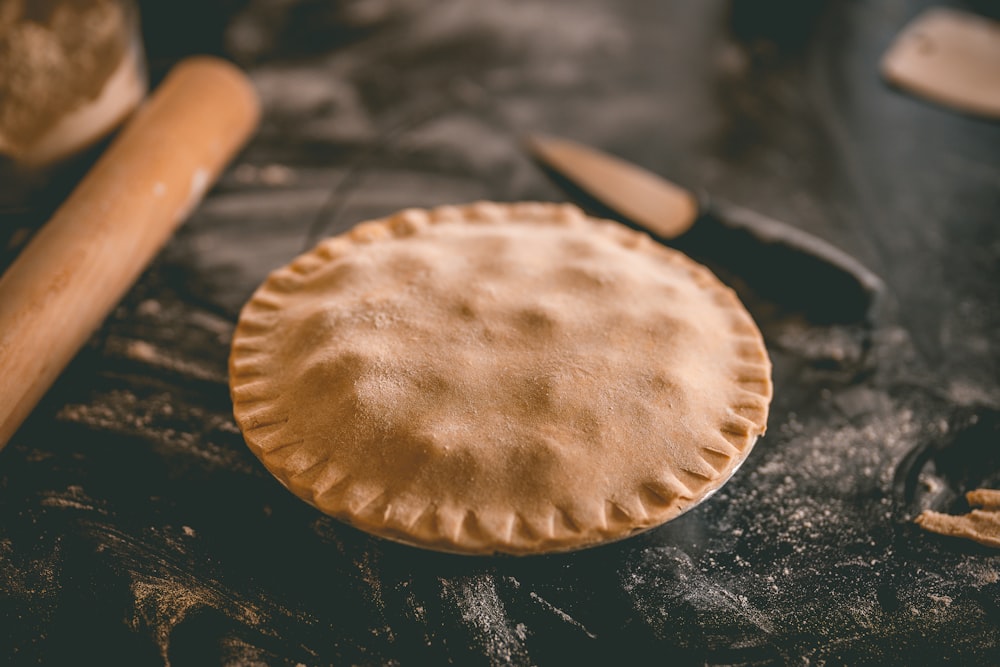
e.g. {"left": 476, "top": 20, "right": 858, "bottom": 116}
{"left": 228, "top": 202, "right": 772, "bottom": 554}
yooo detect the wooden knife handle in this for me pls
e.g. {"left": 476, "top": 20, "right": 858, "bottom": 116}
{"left": 0, "top": 56, "right": 260, "bottom": 449}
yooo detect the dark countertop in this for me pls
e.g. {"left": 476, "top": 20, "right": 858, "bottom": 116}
{"left": 2, "top": 1, "right": 1000, "bottom": 664}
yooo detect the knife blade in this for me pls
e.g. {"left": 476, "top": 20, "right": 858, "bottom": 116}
{"left": 525, "top": 134, "right": 884, "bottom": 325}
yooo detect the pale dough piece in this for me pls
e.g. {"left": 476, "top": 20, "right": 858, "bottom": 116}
{"left": 916, "top": 489, "right": 1000, "bottom": 549}
{"left": 881, "top": 8, "right": 1000, "bottom": 119}
{"left": 229, "top": 202, "right": 772, "bottom": 555}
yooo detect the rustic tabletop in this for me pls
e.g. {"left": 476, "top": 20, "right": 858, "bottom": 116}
{"left": 2, "top": 0, "right": 999, "bottom": 664}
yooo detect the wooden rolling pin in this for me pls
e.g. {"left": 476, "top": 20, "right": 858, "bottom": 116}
{"left": 0, "top": 57, "right": 260, "bottom": 449}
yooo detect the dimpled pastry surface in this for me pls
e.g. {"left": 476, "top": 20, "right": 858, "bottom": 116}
{"left": 229, "top": 202, "right": 772, "bottom": 555}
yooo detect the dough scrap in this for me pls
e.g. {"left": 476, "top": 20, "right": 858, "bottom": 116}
{"left": 916, "top": 489, "right": 1000, "bottom": 549}
{"left": 881, "top": 8, "right": 1000, "bottom": 119}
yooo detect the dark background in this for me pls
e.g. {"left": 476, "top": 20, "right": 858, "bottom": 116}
{"left": 2, "top": 0, "right": 1000, "bottom": 664}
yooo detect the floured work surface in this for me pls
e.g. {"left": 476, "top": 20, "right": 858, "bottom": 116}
{"left": 230, "top": 203, "right": 771, "bottom": 554}
{"left": 1, "top": 0, "right": 1000, "bottom": 665}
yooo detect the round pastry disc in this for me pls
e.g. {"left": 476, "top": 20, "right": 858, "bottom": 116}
{"left": 229, "top": 202, "right": 772, "bottom": 555}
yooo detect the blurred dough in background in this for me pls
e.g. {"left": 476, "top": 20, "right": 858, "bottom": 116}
{"left": 0, "top": 0, "right": 147, "bottom": 167}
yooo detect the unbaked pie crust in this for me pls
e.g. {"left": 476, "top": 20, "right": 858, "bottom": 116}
{"left": 229, "top": 202, "right": 772, "bottom": 554}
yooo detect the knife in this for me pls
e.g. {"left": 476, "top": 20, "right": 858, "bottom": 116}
{"left": 525, "top": 134, "right": 884, "bottom": 325}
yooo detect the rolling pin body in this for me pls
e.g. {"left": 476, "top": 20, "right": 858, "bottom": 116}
{"left": 0, "top": 57, "right": 260, "bottom": 448}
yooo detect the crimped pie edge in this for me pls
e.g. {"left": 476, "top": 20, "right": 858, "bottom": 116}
{"left": 228, "top": 201, "right": 772, "bottom": 555}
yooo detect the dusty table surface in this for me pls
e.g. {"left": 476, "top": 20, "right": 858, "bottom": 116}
{"left": 2, "top": 0, "right": 1000, "bottom": 664}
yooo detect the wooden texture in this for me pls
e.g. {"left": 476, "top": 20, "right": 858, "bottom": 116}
{"left": 1, "top": 1, "right": 999, "bottom": 665}
{"left": 0, "top": 57, "right": 259, "bottom": 447}
{"left": 525, "top": 135, "right": 700, "bottom": 238}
